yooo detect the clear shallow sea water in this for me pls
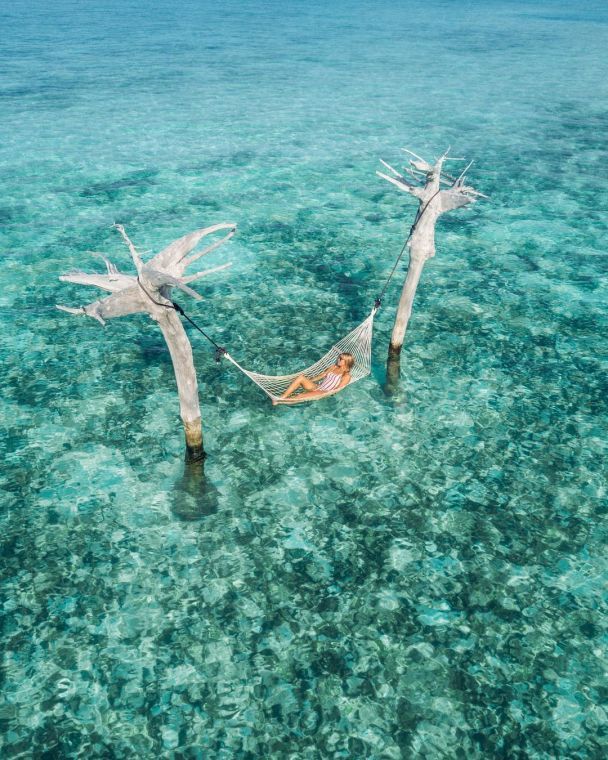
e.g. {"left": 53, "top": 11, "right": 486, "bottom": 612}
{"left": 1, "top": 0, "right": 607, "bottom": 756}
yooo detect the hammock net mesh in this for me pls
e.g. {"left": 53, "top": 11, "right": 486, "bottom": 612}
{"left": 224, "top": 307, "right": 376, "bottom": 402}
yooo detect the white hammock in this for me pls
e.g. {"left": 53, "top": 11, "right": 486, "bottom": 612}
{"left": 223, "top": 306, "right": 377, "bottom": 403}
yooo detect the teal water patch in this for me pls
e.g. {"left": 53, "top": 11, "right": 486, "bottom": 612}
{"left": 1, "top": 0, "right": 607, "bottom": 757}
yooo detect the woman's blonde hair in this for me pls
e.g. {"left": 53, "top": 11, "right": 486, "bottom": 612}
{"left": 340, "top": 353, "right": 355, "bottom": 371}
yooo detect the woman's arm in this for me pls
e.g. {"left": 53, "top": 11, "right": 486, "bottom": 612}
{"left": 310, "top": 368, "right": 330, "bottom": 381}
{"left": 336, "top": 372, "right": 351, "bottom": 390}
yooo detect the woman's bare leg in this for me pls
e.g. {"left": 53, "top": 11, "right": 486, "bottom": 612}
{"left": 280, "top": 374, "right": 317, "bottom": 399}
{"left": 275, "top": 390, "right": 326, "bottom": 404}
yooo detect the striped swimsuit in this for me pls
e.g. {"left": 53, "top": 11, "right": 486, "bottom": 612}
{"left": 317, "top": 371, "right": 343, "bottom": 392}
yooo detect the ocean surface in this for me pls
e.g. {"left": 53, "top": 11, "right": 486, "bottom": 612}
{"left": 1, "top": 0, "right": 607, "bottom": 756}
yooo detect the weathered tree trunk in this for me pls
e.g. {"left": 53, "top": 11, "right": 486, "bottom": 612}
{"left": 377, "top": 149, "right": 484, "bottom": 392}
{"left": 57, "top": 222, "right": 236, "bottom": 461}
{"left": 385, "top": 253, "right": 426, "bottom": 392}
{"left": 390, "top": 244, "right": 430, "bottom": 353}
{"left": 156, "top": 308, "right": 205, "bottom": 462}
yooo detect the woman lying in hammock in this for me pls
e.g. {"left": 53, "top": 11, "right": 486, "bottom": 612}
{"left": 273, "top": 353, "right": 355, "bottom": 405}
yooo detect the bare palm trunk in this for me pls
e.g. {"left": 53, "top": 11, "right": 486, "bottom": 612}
{"left": 157, "top": 309, "right": 205, "bottom": 461}
{"left": 385, "top": 253, "right": 426, "bottom": 390}
{"left": 377, "top": 149, "right": 484, "bottom": 392}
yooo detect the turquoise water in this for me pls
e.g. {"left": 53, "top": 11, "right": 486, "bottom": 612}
{"left": 1, "top": 0, "right": 607, "bottom": 756}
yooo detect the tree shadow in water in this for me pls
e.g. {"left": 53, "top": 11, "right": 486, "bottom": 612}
{"left": 384, "top": 352, "right": 402, "bottom": 397}
{"left": 171, "top": 459, "right": 220, "bottom": 520}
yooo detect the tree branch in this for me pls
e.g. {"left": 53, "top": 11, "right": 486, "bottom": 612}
{"left": 150, "top": 223, "right": 236, "bottom": 272}
{"left": 376, "top": 170, "right": 425, "bottom": 199}
{"left": 440, "top": 190, "right": 475, "bottom": 212}
{"left": 113, "top": 223, "right": 143, "bottom": 273}
{"left": 401, "top": 148, "right": 433, "bottom": 172}
{"left": 59, "top": 269, "right": 135, "bottom": 292}
{"left": 57, "top": 287, "right": 147, "bottom": 325}
{"left": 182, "top": 262, "right": 233, "bottom": 284}
{"left": 183, "top": 228, "right": 236, "bottom": 268}
{"left": 140, "top": 267, "right": 203, "bottom": 301}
